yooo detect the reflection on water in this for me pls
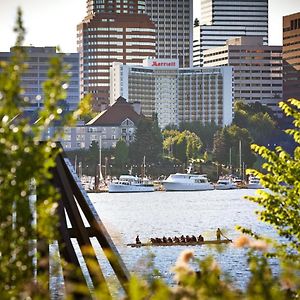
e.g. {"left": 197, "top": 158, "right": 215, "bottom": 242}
{"left": 88, "top": 189, "right": 277, "bottom": 289}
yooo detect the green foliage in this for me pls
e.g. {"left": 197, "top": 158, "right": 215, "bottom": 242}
{"left": 114, "top": 139, "right": 129, "bottom": 173}
{"left": 212, "top": 125, "right": 256, "bottom": 168}
{"left": 244, "top": 99, "right": 300, "bottom": 258}
{"left": 163, "top": 129, "right": 203, "bottom": 163}
{"left": 0, "top": 9, "right": 89, "bottom": 297}
{"left": 129, "top": 117, "right": 163, "bottom": 164}
{"left": 179, "top": 121, "right": 219, "bottom": 151}
{"left": 233, "top": 100, "right": 277, "bottom": 145}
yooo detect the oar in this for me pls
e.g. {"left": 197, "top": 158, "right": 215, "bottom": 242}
{"left": 220, "top": 231, "right": 232, "bottom": 242}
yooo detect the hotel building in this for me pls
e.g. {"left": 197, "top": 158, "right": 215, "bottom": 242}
{"left": 0, "top": 46, "right": 80, "bottom": 111}
{"left": 193, "top": 0, "right": 268, "bottom": 67}
{"left": 203, "top": 36, "right": 282, "bottom": 113}
{"left": 144, "top": 0, "right": 193, "bottom": 68}
{"left": 283, "top": 12, "right": 300, "bottom": 101}
{"left": 77, "top": 0, "right": 156, "bottom": 110}
{"left": 110, "top": 58, "right": 233, "bottom": 128}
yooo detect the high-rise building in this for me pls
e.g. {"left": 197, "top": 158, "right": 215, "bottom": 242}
{"left": 110, "top": 58, "right": 233, "bottom": 128}
{"left": 203, "top": 36, "right": 282, "bottom": 114}
{"left": 0, "top": 46, "right": 80, "bottom": 111}
{"left": 77, "top": 0, "right": 156, "bottom": 110}
{"left": 283, "top": 12, "right": 300, "bottom": 101}
{"left": 86, "top": 0, "right": 146, "bottom": 15}
{"left": 144, "top": 0, "right": 193, "bottom": 68}
{"left": 193, "top": 0, "right": 268, "bottom": 67}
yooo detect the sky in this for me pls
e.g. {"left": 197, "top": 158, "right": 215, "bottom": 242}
{"left": 0, "top": 0, "right": 299, "bottom": 53}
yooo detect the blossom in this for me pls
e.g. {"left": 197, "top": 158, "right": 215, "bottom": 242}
{"left": 233, "top": 235, "right": 251, "bottom": 248}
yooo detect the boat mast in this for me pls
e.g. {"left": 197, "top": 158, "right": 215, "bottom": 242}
{"left": 142, "top": 155, "right": 146, "bottom": 178}
{"left": 99, "top": 135, "right": 103, "bottom": 181}
{"left": 229, "top": 147, "right": 232, "bottom": 174}
{"left": 239, "top": 140, "right": 242, "bottom": 178}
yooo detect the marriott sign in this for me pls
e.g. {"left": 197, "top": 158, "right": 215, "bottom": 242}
{"left": 143, "top": 58, "right": 179, "bottom": 68}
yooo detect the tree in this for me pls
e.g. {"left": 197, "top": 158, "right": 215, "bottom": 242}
{"left": 212, "top": 125, "right": 256, "bottom": 168}
{"left": 163, "top": 130, "right": 203, "bottom": 163}
{"left": 180, "top": 121, "right": 219, "bottom": 151}
{"left": 114, "top": 139, "right": 129, "bottom": 173}
{"left": 129, "top": 117, "right": 163, "bottom": 165}
{"left": 243, "top": 99, "right": 300, "bottom": 259}
{"left": 233, "top": 100, "right": 277, "bottom": 145}
{"left": 0, "top": 9, "right": 90, "bottom": 297}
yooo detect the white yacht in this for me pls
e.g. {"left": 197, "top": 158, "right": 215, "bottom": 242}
{"left": 162, "top": 173, "right": 214, "bottom": 191}
{"left": 247, "top": 175, "right": 263, "bottom": 189}
{"left": 108, "top": 175, "right": 155, "bottom": 193}
{"left": 214, "top": 177, "right": 236, "bottom": 190}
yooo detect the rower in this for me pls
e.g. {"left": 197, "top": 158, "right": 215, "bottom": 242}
{"left": 156, "top": 237, "right": 162, "bottom": 243}
{"left": 162, "top": 236, "right": 168, "bottom": 243}
{"left": 198, "top": 234, "right": 204, "bottom": 242}
{"left": 136, "top": 235, "right": 141, "bottom": 244}
{"left": 216, "top": 228, "right": 221, "bottom": 240}
{"left": 173, "top": 236, "right": 180, "bottom": 243}
{"left": 191, "top": 235, "right": 197, "bottom": 242}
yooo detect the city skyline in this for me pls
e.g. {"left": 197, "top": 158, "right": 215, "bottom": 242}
{"left": 0, "top": 0, "right": 299, "bottom": 53}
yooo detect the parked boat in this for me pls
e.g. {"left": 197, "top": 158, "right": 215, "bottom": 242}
{"left": 108, "top": 175, "right": 155, "bottom": 193}
{"left": 232, "top": 177, "right": 247, "bottom": 189}
{"left": 127, "top": 239, "right": 232, "bottom": 247}
{"left": 214, "top": 177, "right": 236, "bottom": 190}
{"left": 247, "top": 175, "right": 263, "bottom": 189}
{"left": 162, "top": 173, "right": 214, "bottom": 191}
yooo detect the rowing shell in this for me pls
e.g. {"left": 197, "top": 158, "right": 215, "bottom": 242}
{"left": 127, "top": 239, "right": 232, "bottom": 248}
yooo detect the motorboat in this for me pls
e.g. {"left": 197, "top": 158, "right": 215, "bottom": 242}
{"left": 214, "top": 177, "right": 236, "bottom": 190}
{"left": 162, "top": 173, "right": 214, "bottom": 191}
{"left": 108, "top": 175, "right": 155, "bottom": 193}
{"left": 247, "top": 175, "right": 263, "bottom": 189}
{"left": 232, "top": 177, "right": 247, "bottom": 189}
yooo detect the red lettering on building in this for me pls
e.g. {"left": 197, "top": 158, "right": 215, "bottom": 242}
{"left": 151, "top": 61, "right": 176, "bottom": 67}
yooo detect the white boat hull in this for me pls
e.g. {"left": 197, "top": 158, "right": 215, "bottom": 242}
{"left": 108, "top": 183, "right": 155, "bottom": 193}
{"left": 162, "top": 182, "right": 214, "bottom": 191}
{"left": 246, "top": 183, "right": 263, "bottom": 189}
{"left": 214, "top": 184, "right": 236, "bottom": 190}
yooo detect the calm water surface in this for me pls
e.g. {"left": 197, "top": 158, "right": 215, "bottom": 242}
{"left": 88, "top": 189, "right": 277, "bottom": 289}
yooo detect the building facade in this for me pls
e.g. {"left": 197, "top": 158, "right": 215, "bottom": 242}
{"left": 144, "top": 0, "right": 193, "bottom": 68}
{"left": 110, "top": 58, "right": 233, "bottom": 128}
{"left": 283, "top": 12, "right": 300, "bottom": 101}
{"left": 77, "top": 0, "right": 156, "bottom": 110}
{"left": 193, "top": 0, "right": 268, "bottom": 67}
{"left": 203, "top": 36, "right": 282, "bottom": 114}
{"left": 45, "top": 97, "right": 142, "bottom": 150}
{"left": 0, "top": 46, "right": 80, "bottom": 111}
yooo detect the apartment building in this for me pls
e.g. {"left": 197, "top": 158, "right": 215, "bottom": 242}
{"left": 0, "top": 46, "right": 80, "bottom": 111}
{"left": 203, "top": 36, "right": 282, "bottom": 114}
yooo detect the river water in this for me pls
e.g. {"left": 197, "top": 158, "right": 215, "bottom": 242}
{"left": 87, "top": 189, "right": 278, "bottom": 290}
